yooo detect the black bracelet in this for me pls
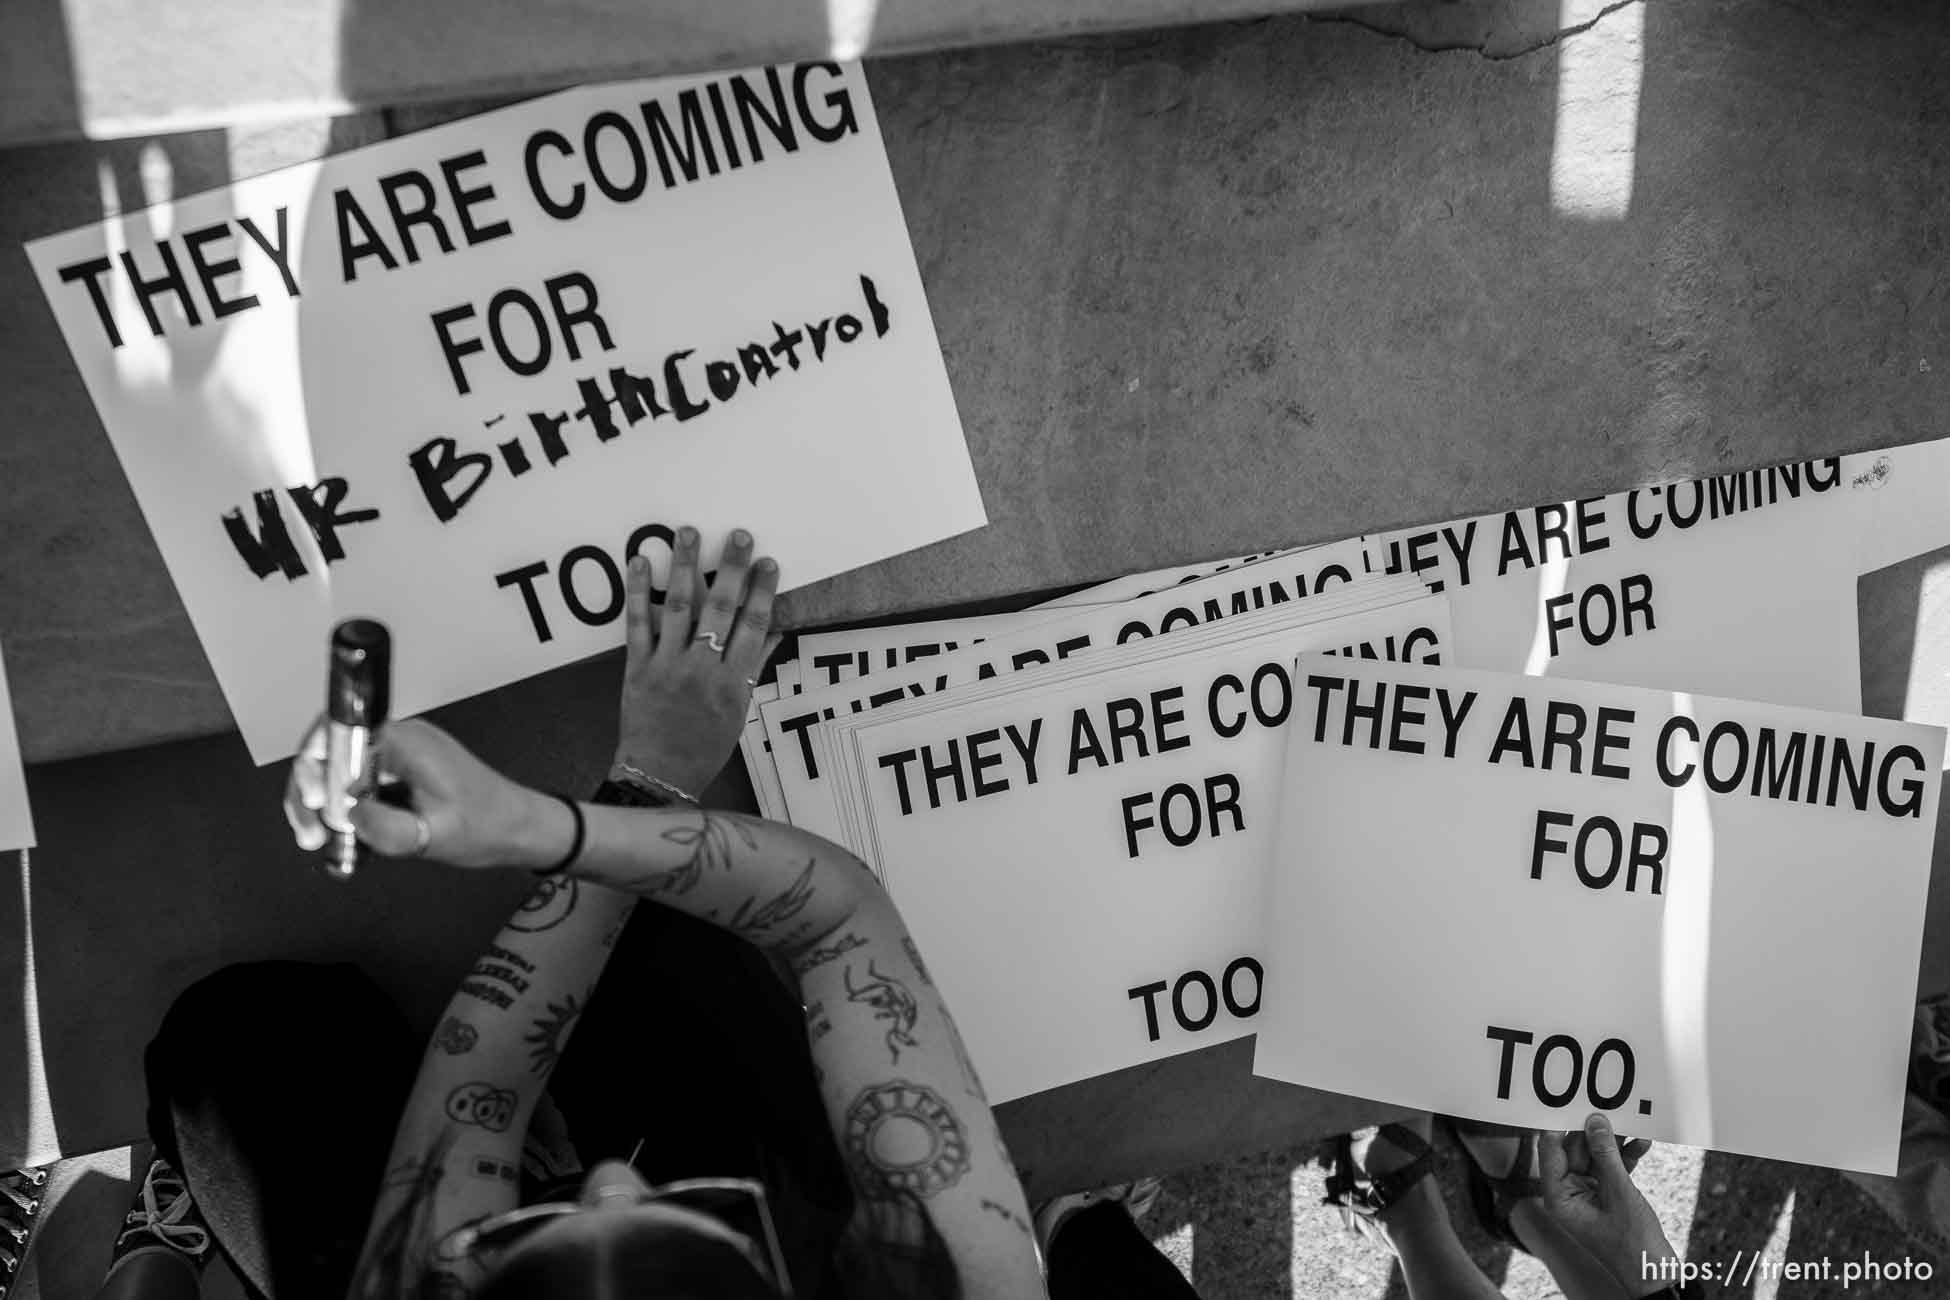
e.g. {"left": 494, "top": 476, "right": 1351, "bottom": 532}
{"left": 531, "top": 793, "right": 586, "bottom": 877}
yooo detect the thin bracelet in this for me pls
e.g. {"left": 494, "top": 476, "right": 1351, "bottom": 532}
{"left": 610, "top": 762, "right": 699, "bottom": 806}
{"left": 532, "top": 793, "right": 587, "bottom": 877}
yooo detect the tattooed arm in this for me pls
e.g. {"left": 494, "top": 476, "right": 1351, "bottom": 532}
{"left": 345, "top": 877, "right": 634, "bottom": 1299}
{"left": 350, "top": 754, "right": 1045, "bottom": 1298}
{"left": 297, "top": 527, "right": 790, "bottom": 1299}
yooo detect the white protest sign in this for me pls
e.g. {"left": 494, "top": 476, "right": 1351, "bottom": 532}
{"left": 851, "top": 597, "right": 1451, "bottom": 1102}
{"left": 740, "top": 682, "right": 788, "bottom": 821}
{"left": 1364, "top": 458, "right": 1861, "bottom": 710}
{"left": 26, "top": 64, "right": 985, "bottom": 762}
{"left": 763, "top": 544, "right": 1412, "bottom": 838}
{"left": 0, "top": 647, "right": 33, "bottom": 851}
{"left": 1031, "top": 547, "right": 1298, "bottom": 610}
{"left": 821, "top": 586, "right": 1442, "bottom": 864}
{"left": 1843, "top": 436, "right": 1950, "bottom": 576}
{"left": 796, "top": 612, "right": 1068, "bottom": 689}
{"left": 794, "top": 547, "right": 1307, "bottom": 688}
{"left": 1254, "top": 659, "right": 1943, "bottom": 1175}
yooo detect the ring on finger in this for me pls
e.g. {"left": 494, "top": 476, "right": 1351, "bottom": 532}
{"left": 696, "top": 630, "right": 726, "bottom": 654}
{"left": 410, "top": 814, "right": 432, "bottom": 858}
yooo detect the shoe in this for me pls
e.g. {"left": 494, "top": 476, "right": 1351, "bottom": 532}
{"left": 0, "top": 1164, "right": 51, "bottom": 1298}
{"left": 1323, "top": 1122, "right": 1438, "bottom": 1248}
{"left": 103, "top": 1155, "right": 212, "bottom": 1281}
{"left": 1032, "top": 1175, "right": 1164, "bottom": 1256}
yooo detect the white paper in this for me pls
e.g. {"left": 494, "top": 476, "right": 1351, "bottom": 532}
{"left": 796, "top": 611, "right": 1069, "bottom": 688}
{"left": 1255, "top": 660, "right": 1944, "bottom": 1175}
{"left": 849, "top": 597, "right": 1451, "bottom": 1102}
{"left": 763, "top": 542, "right": 1406, "bottom": 838}
{"left": 0, "top": 647, "right": 33, "bottom": 851}
{"left": 27, "top": 64, "right": 985, "bottom": 762}
{"left": 1366, "top": 465, "right": 1862, "bottom": 711}
{"left": 1031, "top": 547, "right": 1300, "bottom": 610}
{"left": 1843, "top": 436, "right": 1950, "bottom": 575}
{"left": 739, "top": 681, "right": 787, "bottom": 820}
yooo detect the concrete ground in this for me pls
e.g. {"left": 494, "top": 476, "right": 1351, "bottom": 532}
{"left": 15, "top": 1130, "right": 1944, "bottom": 1299}
{"left": 1143, "top": 1131, "right": 1944, "bottom": 1299}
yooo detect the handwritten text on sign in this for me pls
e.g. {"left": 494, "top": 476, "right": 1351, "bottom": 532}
{"left": 1252, "top": 660, "right": 1944, "bottom": 1175}
{"left": 26, "top": 64, "right": 985, "bottom": 761}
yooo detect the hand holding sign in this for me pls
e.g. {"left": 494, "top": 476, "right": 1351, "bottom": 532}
{"left": 1535, "top": 1114, "right": 1679, "bottom": 1295}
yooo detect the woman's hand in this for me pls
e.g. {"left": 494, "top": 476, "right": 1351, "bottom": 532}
{"left": 284, "top": 717, "right": 570, "bottom": 870}
{"left": 611, "top": 525, "right": 781, "bottom": 796}
{"left": 1536, "top": 1112, "right": 1679, "bottom": 1297}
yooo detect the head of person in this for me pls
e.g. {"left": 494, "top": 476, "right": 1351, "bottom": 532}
{"left": 467, "top": 1161, "right": 787, "bottom": 1300}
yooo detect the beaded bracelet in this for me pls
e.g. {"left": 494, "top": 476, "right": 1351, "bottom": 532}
{"left": 609, "top": 762, "right": 700, "bottom": 806}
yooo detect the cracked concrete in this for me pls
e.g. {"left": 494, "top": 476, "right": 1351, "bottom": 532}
{"left": 1310, "top": 0, "right": 1643, "bottom": 60}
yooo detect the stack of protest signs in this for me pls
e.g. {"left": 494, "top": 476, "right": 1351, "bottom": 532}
{"left": 732, "top": 440, "right": 1950, "bottom": 1175}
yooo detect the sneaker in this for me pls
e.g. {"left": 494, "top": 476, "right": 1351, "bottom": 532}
{"left": 0, "top": 1164, "right": 51, "bottom": 1297}
{"left": 104, "top": 1155, "right": 212, "bottom": 1280}
{"left": 1032, "top": 1175, "right": 1164, "bottom": 1256}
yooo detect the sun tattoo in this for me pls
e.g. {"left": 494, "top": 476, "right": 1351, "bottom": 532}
{"left": 843, "top": 1081, "right": 970, "bottom": 1198}
{"left": 524, "top": 994, "right": 583, "bottom": 1075}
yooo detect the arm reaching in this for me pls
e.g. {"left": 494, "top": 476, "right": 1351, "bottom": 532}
{"left": 295, "top": 526, "right": 795, "bottom": 1298}
{"left": 344, "top": 740, "right": 1045, "bottom": 1298}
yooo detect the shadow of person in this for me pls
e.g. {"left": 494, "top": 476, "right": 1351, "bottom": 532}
{"left": 1686, "top": 1149, "right": 1926, "bottom": 1299}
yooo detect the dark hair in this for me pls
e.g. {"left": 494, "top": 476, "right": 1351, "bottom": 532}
{"left": 474, "top": 1217, "right": 782, "bottom": 1300}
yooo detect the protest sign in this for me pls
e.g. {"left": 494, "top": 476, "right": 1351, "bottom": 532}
{"left": 0, "top": 647, "right": 32, "bottom": 851}
{"left": 1253, "top": 659, "right": 1944, "bottom": 1175}
{"left": 847, "top": 596, "right": 1451, "bottom": 1102}
{"left": 740, "top": 681, "right": 788, "bottom": 821}
{"left": 762, "top": 541, "right": 1406, "bottom": 839}
{"left": 793, "top": 548, "right": 1303, "bottom": 687}
{"left": 1031, "top": 547, "right": 1297, "bottom": 610}
{"left": 796, "top": 612, "right": 1068, "bottom": 689}
{"left": 822, "top": 585, "right": 1443, "bottom": 865}
{"left": 26, "top": 63, "right": 985, "bottom": 762}
{"left": 1843, "top": 437, "right": 1950, "bottom": 576}
{"left": 1363, "top": 457, "right": 1861, "bottom": 710}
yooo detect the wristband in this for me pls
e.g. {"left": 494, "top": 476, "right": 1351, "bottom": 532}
{"left": 531, "top": 793, "right": 587, "bottom": 877}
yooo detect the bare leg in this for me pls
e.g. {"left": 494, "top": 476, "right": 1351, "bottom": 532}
{"left": 94, "top": 1249, "right": 203, "bottom": 1300}
{"left": 1357, "top": 1117, "right": 1507, "bottom": 1300}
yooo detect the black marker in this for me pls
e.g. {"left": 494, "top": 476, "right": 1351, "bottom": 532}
{"left": 319, "top": 618, "right": 391, "bottom": 882}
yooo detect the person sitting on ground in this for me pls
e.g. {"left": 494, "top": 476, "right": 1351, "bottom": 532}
{"left": 298, "top": 526, "right": 1043, "bottom": 1299}
{"left": 93, "top": 525, "right": 1042, "bottom": 1300}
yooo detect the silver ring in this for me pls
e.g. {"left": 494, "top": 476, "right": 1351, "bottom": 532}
{"left": 409, "top": 814, "right": 432, "bottom": 859}
{"left": 696, "top": 630, "right": 726, "bottom": 654}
